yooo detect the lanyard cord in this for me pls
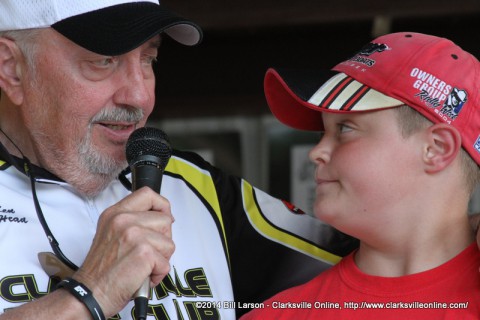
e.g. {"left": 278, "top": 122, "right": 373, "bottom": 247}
{"left": 0, "top": 129, "right": 79, "bottom": 272}
{"left": 24, "top": 157, "right": 79, "bottom": 271}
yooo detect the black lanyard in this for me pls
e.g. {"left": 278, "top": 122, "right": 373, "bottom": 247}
{"left": 0, "top": 139, "right": 133, "bottom": 276}
{"left": 23, "top": 156, "right": 79, "bottom": 271}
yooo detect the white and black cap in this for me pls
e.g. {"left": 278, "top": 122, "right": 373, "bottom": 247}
{"left": 0, "top": 0, "right": 202, "bottom": 56}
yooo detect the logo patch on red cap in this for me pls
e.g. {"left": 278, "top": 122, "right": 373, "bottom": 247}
{"left": 410, "top": 68, "right": 467, "bottom": 123}
{"left": 411, "top": 68, "right": 451, "bottom": 107}
{"left": 348, "top": 42, "right": 391, "bottom": 68}
{"left": 439, "top": 87, "right": 468, "bottom": 121}
{"left": 474, "top": 136, "right": 480, "bottom": 155}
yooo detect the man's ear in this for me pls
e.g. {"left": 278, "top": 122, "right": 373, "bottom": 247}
{"left": 423, "top": 123, "right": 462, "bottom": 173}
{"left": 0, "top": 37, "right": 25, "bottom": 105}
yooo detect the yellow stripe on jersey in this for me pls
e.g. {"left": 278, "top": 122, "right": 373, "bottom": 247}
{"left": 242, "top": 180, "right": 341, "bottom": 264}
{"left": 0, "top": 160, "right": 8, "bottom": 170}
{"left": 165, "top": 157, "right": 230, "bottom": 262}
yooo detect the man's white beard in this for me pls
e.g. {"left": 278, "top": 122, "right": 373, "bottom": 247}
{"left": 73, "top": 106, "right": 144, "bottom": 197}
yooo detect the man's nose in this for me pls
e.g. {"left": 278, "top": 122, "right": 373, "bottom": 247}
{"left": 113, "top": 59, "right": 155, "bottom": 113}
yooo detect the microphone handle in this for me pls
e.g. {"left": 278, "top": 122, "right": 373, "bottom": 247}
{"left": 134, "top": 281, "right": 149, "bottom": 320}
{"left": 131, "top": 163, "right": 165, "bottom": 320}
{"left": 131, "top": 162, "right": 164, "bottom": 193}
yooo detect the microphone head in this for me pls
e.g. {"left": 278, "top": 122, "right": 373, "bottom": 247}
{"left": 126, "top": 127, "right": 172, "bottom": 169}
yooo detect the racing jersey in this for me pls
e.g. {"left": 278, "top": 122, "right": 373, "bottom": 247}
{"left": 0, "top": 146, "right": 358, "bottom": 319}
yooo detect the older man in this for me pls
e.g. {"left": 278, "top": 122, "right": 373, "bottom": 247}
{"left": 0, "top": 1, "right": 354, "bottom": 319}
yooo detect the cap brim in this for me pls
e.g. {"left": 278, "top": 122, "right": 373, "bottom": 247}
{"left": 52, "top": 2, "right": 202, "bottom": 56}
{"left": 264, "top": 68, "right": 404, "bottom": 131}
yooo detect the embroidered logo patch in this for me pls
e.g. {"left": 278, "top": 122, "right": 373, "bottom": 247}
{"left": 474, "top": 135, "right": 480, "bottom": 155}
{"left": 439, "top": 87, "right": 468, "bottom": 121}
{"left": 410, "top": 68, "right": 468, "bottom": 124}
{"left": 281, "top": 200, "right": 306, "bottom": 215}
{"left": 348, "top": 42, "right": 390, "bottom": 67}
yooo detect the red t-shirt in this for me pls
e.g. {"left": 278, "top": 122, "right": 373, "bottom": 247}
{"left": 242, "top": 242, "right": 480, "bottom": 319}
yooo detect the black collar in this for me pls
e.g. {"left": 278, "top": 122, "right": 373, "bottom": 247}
{"left": 0, "top": 141, "right": 132, "bottom": 190}
{"left": 0, "top": 142, "right": 61, "bottom": 181}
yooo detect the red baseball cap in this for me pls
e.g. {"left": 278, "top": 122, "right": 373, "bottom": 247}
{"left": 264, "top": 32, "right": 480, "bottom": 165}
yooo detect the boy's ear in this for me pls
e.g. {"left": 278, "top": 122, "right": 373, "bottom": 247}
{"left": 0, "top": 37, "right": 25, "bottom": 105}
{"left": 423, "top": 123, "right": 462, "bottom": 173}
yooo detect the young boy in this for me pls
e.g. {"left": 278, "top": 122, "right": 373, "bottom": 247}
{"left": 242, "top": 32, "right": 480, "bottom": 319}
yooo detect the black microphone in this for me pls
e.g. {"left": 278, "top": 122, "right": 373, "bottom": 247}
{"left": 125, "top": 127, "right": 172, "bottom": 320}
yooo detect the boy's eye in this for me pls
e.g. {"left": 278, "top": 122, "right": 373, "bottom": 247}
{"left": 338, "top": 123, "right": 353, "bottom": 133}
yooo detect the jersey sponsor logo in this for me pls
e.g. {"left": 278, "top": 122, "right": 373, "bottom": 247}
{"left": 0, "top": 206, "right": 15, "bottom": 214}
{"left": 0, "top": 215, "right": 28, "bottom": 224}
{"left": 1, "top": 267, "right": 222, "bottom": 319}
{"left": 0, "top": 206, "right": 28, "bottom": 224}
{"left": 281, "top": 200, "right": 306, "bottom": 215}
{"left": 0, "top": 275, "right": 54, "bottom": 303}
{"left": 145, "top": 266, "right": 222, "bottom": 319}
